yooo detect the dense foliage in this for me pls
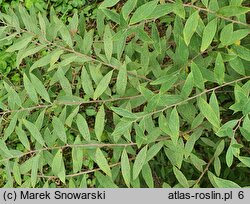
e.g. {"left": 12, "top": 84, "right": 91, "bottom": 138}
{"left": 0, "top": 0, "right": 250, "bottom": 188}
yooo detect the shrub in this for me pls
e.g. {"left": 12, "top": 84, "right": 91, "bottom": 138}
{"left": 0, "top": 0, "right": 250, "bottom": 188}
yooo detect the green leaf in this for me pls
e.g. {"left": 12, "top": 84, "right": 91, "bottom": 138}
{"left": 147, "top": 4, "right": 173, "bottom": 19}
{"left": 95, "top": 105, "right": 105, "bottom": 141}
{"left": 217, "top": 6, "right": 250, "bottom": 17}
{"left": 211, "top": 173, "right": 241, "bottom": 188}
{"left": 111, "top": 107, "right": 137, "bottom": 119}
{"left": 129, "top": 0, "right": 158, "bottom": 25}
{"left": 183, "top": 11, "right": 200, "bottom": 45}
{"left": 52, "top": 117, "right": 67, "bottom": 143}
{"left": 173, "top": 166, "right": 189, "bottom": 188}
{"left": 173, "top": 1, "right": 185, "bottom": 19}
{"left": 16, "top": 45, "right": 45, "bottom": 68}
{"left": 52, "top": 150, "right": 65, "bottom": 183}
{"left": 15, "top": 125, "right": 31, "bottom": 150}
{"left": 214, "top": 140, "right": 225, "bottom": 157}
{"left": 121, "top": 149, "right": 131, "bottom": 187}
{"left": 142, "top": 163, "right": 154, "bottom": 188}
{"left": 229, "top": 57, "right": 245, "bottom": 75}
{"left": 31, "top": 154, "right": 40, "bottom": 187}
{"left": 0, "top": 139, "right": 13, "bottom": 157}
{"left": 191, "top": 62, "right": 204, "bottom": 90}
{"left": 201, "top": 18, "right": 217, "bottom": 52}
{"left": 181, "top": 73, "right": 194, "bottom": 98}
{"left": 232, "top": 45, "right": 250, "bottom": 61}
{"left": 81, "top": 30, "right": 94, "bottom": 54}
{"left": 99, "top": 0, "right": 120, "bottom": 8}
{"left": 238, "top": 156, "right": 250, "bottom": 168}
{"left": 76, "top": 114, "right": 90, "bottom": 141}
{"left": 169, "top": 107, "right": 180, "bottom": 146}
{"left": 214, "top": 156, "right": 221, "bottom": 176}
{"left": 146, "top": 142, "right": 163, "bottom": 162}
{"left": 30, "top": 73, "right": 51, "bottom": 103}
{"left": 209, "top": 91, "right": 220, "bottom": 120}
{"left": 23, "top": 73, "right": 38, "bottom": 104}
{"left": 226, "top": 145, "right": 234, "bottom": 167}
{"left": 6, "top": 34, "right": 32, "bottom": 52}
{"left": 122, "top": 0, "right": 138, "bottom": 20}
{"left": 220, "top": 23, "right": 233, "bottom": 46}
{"left": 216, "top": 120, "right": 237, "bottom": 138}
{"left": 23, "top": 119, "right": 45, "bottom": 146}
{"left": 214, "top": 53, "right": 225, "bottom": 85}
{"left": 72, "top": 136, "right": 83, "bottom": 173}
{"left": 93, "top": 70, "right": 113, "bottom": 100}
{"left": 133, "top": 145, "right": 148, "bottom": 180}
{"left": 95, "top": 148, "right": 111, "bottom": 177}
{"left": 81, "top": 66, "right": 94, "bottom": 98}
{"left": 116, "top": 64, "right": 127, "bottom": 96}
{"left": 198, "top": 98, "right": 220, "bottom": 129}
{"left": 95, "top": 172, "right": 118, "bottom": 188}
{"left": 104, "top": 25, "right": 113, "bottom": 62}
{"left": 13, "top": 160, "right": 22, "bottom": 185}
{"left": 112, "top": 119, "right": 133, "bottom": 142}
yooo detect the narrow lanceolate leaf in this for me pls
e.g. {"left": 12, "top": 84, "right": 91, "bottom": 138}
{"left": 238, "top": 156, "right": 250, "bottom": 168}
{"left": 6, "top": 35, "right": 33, "bottom": 52}
{"left": 212, "top": 174, "right": 241, "bottom": 188}
{"left": 52, "top": 117, "right": 67, "bottom": 143}
{"left": 16, "top": 45, "right": 46, "bottom": 68}
{"left": 23, "top": 119, "right": 45, "bottom": 146}
{"left": 232, "top": 45, "right": 250, "bottom": 62}
{"left": 30, "top": 73, "right": 51, "bottom": 103}
{"left": 99, "top": 0, "right": 120, "bottom": 8}
{"left": 121, "top": 149, "right": 131, "bottom": 187}
{"left": 142, "top": 163, "right": 154, "bottom": 188}
{"left": 93, "top": 70, "right": 113, "bottom": 100}
{"left": 183, "top": 11, "right": 200, "bottom": 45}
{"left": 112, "top": 119, "right": 133, "bottom": 142}
{"left": 214, "top": 140, "right": 225, "bottom": 157}
{"left": 31, "top": 154, "right": 40, "bottom": 187}
{"left": 133, "top": 145, "right": 148, "bottom": 180}
{"left": 13, "top": 160, "right": 22, "bottom": 185}
{"left": 220, "top": 23, "right": 233, "bottom": 46}
{"left": 169, "top": 107, "right": 180, "bottom": 146}
{"left": 104, "top": 25, "right": 113, "bottom": 62}
{"left": 116, "top": 64, "right": 127, "bottom": 96}
{"left": 173, "top": 166, "right": 189, "bottom": 188}
{"left": 95, "top": 105, "right": 105, "bottom": 141}
{"left": 111, "top": 107, "right": 137, "bottom": 119}
{"left": 217, "top": 6, "right": 250, "bottom": 17}
{"left": 191, "top": 62, "right": 204, "bottom": 90}
{"left": 122, "top": 0, "right": 138, "bottom": 20}
{"left": 0, "top": 139, "right": 13, "bottom": 157}
{"left": 95, "top": 172, "right": 118, "bottom": 188}
{"left": 201, "top": 18, "right": 217, "bottom": 52}
{"left": 15, "top": 125, "right": 30, "bottom": 150}
{"left": 209, "top": 91, "right": 220, "bottom": 120}
{"left": 23, "top": 74, "right": 38, "bottom": 104}
{"left": 129, "top": 0, "right": 158, "bottom": 25}
{"left": 81, "top": 67, "right": 94, "bottom": 98}
{"left": 76, "top": 114, "right": 90, "bottom": 141}
{"left": 72, "top": 136, "right": 83, "bottom": 173}
{"left": 52, "top": 150, "right": 66, "bottom": 183}
{"left": 95, "top": 148, "right": 111, "bottom": 177}
{"left": 214, "top": 53, "right": 225, "bottom": 85}
{"left": 146, "top": 142, "right": 163, "bottom": 162}
{"left": 173, "top": 1, "right": 185, "bottom": 19}
{"left": 198, "top": 98, "right": 220, "bottom": 129}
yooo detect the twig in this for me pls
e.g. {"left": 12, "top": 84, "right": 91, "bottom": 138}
{"left": 193, "top": 155, "right": 215, "bottom": 187}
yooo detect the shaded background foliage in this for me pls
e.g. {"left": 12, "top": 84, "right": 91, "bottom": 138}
{"left": 0, "top": 0, "right": 250, "bottom": 188}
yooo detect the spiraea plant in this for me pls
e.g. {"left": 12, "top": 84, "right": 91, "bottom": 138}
{"left": 0, "top": 0, "right": 250, "bottom": 188}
